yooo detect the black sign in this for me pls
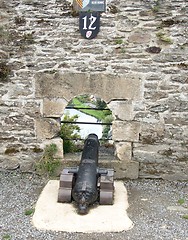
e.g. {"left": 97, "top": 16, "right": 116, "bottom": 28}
{"left": 76, "top": 0, "right": 106, "bottom": 12}
{"left": 79, "top": 12, "right": 100, "bottom": 39}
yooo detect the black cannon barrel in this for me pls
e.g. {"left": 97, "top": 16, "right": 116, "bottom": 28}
{"left": 72, "top": 133, "right": 99, "bottom": 214}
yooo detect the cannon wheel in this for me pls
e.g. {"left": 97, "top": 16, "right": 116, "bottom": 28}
{"left": 57, "top": 168, "right": 74, "bottom": 203}
{"left": 99, "top": 169, "right": 114, "bottom": 205}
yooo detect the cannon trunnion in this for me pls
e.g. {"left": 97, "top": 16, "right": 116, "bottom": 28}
{"left": 57, "top": 133, "right": 114, "bottom": 214}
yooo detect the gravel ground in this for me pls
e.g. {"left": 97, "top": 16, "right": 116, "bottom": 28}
{"left": 0, "top": 171, "right": 188, "bottom": 240}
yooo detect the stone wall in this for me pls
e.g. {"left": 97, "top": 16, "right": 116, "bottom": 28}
{"left": 0, "top": 0, "right": 187, "bottom": 180}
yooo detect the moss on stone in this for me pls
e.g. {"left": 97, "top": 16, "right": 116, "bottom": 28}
{"left": 0, "top": 62, "right": 11, "bottom": 81}
{"left": 5, "top": 148, "right": 20, "bottom": 155}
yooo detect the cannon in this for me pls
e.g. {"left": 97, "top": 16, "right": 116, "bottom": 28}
{"left": 57, "top": 133, "right": 114, "bottom": 214}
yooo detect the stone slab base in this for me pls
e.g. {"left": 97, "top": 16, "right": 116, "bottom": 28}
{"left": 32, "top": 180, "right": 133, "bottom": 233}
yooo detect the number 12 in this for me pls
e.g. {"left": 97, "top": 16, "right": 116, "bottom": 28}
{"left": 82, "top": 14, "right": 97, "bottom": 30}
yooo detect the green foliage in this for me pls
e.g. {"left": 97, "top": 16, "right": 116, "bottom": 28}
{"left": 182, "top": 215, "right": 188, "bottom": 220}
{"left": 152, "top": 5, "right": 160, "bottom": 13}
{"left": 24, "top": 208, "right": 35, "bottom": 216}
{"left": 2, "top": 235, "right": 11, "bottom": 240}
{"left": 77, "top": 94, "right": 90, "bottom": 103}
{"left": 156, "top": 31, "right": 173, "bottom": 44}
{"left": 65, "top": 95, "right": 113, "bottom": 143}
{"left": 151, "top": 0, "right": 161, "bottom": 13}
{"left": 178, "top": 198, "right": 185, "bottom": 205}
{"left": 102, "top": 114, "right": 113, "bottom": 139}
{"left": 22, "top": 33, "right": 35, "bottom": 44}
{"left": 60, "top": 113, "right": 81, "bottom": 153}
{"left": 115, "top": 38, "right": 123, "bottom": 45}
{"left": 71, "top": 97, "right": 111, "bottom": 121}
{"left": 96, "top": 99, "right": 106, "bottom": 109}
{"left": 35, "top": 144, "right": 61, "bottom": 176}
{"left": 0, "top": 62, "right": 11, "bottom": 81}
{"left": 15, "top": 16, "right": 26, "bottom": 25}
{"left": 0, "top": 26, "right": 10, "bottom": 43}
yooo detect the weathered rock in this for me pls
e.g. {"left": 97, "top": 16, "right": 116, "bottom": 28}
{"left": 112, "top": 121, "right": 141, "bottom": 142}
{"left": 108, "top": 100, "right": 134, "bottom": 121}
{"left": 0, "top": 157, "right": 20, "bottom": 170}
{"left": 114, "top": 161, "right": 139, "bottom": 180}
{"left": 128, "top": 30, "right": 151, "bottom": 44}
{"left": 115, "top": 142, "right": 132, "bottom": 161}
{"left": 43, "top": 98, "right": 67, "bottom": 117}
{"left": 35, "top": 118, "right": 60, "bottom": 140}
{"left": 36, "top": 72, "right": 143, "bottom": 103}
{"left": 40, "top": 138, "right": 64, "bottom": 159}
{"left": 0, "top": 0, "right": 187, "bottom": 180}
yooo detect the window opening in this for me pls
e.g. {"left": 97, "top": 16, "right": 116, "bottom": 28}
{"left": 61, "top": 95, "right": 113, "bottom": 141}
{"left": 60, "top": 95, "right": 114, "bottom": 158}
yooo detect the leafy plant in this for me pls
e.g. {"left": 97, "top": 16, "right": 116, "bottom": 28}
{"left": 15, "top": 16, "right": 26, "bottom": 25}
{"left": 60, "top": 113, "right": 81, "bottom": 153}
{"left": 96, "top": 98, "right": 106, "bottom": 109}
{"left": 22, "top": 32, "right": 35, "bottom": 44}
{"left": 24, "top": 208, "right": 35, "bottom": 216}
{"left": 0, "top": 26, "right": 10, "bottom": 42}
{"left": 182, "top": 215, "right": 188, "bottom": 220}
{"left": 152, "top": 5, "right": 160, "bottom": 13}
{"left": 0, "top": 62, "right": 11, "bottom": 81}
{"left": 2, "top": 235, "right": 11, "bottom": 240}
{"left": 178, "top": 198, "right": 185, "bottom": 205}
{"left": 102, "top": 114, "right": 113, "bottom": 139}
{"left": 156, "top": 31, "right": 173, "bottom": 44}
{"left": 151, "top": 0, "right": 161, "bottom": 13}
{"left": 115, "top": 38, "right": 123, "bottom": 45}
{"left": 35, "top": 144, "right": 61, "bottom": 176}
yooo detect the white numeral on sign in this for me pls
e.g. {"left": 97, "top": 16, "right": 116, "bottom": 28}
{"left": 82, "top": 14, "right": 97, "bottom": 30}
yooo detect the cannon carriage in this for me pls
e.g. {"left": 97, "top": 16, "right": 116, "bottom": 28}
{"left": 57, "top": 133, "right": 114, "bottom": 214}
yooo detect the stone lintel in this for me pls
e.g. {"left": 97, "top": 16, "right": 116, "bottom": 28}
{"left": 35, "top": 72, "right": 143, "bottom": 103}
{"left": 35, "top": 72, "right": 90, "bottom": 101}
{"left": 90, "top": 73, "right": 143, "bottom": 102}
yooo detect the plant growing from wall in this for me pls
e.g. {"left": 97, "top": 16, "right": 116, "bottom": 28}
{"left": 14, "top": 16, "right": 26, "bottom": 25}
{"left": 96, "top": 98, "right": 106, "bottom": 109}
{"left": 115, "top": 38, "right": 123, "bottom": 45}
{"left": 151, "top": 0, "right": 161, "bottom": 13}
{"left": 2, "top": 234, "right": 11, "bottom": 240}
{"left": 0, "top": 26, "right": 10, "bottom": 43}
{"left": 0, "top": 62, "right": 11, "bottom": 81}
{"left": 102, "top": 114, "right": 113, "bottom": 139}
{"left": 156, "top": 31, "right": 173, "bottom": 44}
{"left": 35, "top": 144, "right": 61, "bottom": 176}
{"left": 60, "top": 113, "right": 81, "bottom": 153}
{"left": 22, "top": 32, "right": 35, "bottom": 44}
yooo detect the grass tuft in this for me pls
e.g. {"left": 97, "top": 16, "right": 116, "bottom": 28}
{"left": 35, "top": 144, "right": 61, "bottom": 176}
{"left": 2, "top": 235, "right": 11, "bottom": 240}
{"left": 178, "top": 198, "right": 185, "bottom": 205}
{"left": 24, "top": 208, "right": 35, "bottom": 216}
